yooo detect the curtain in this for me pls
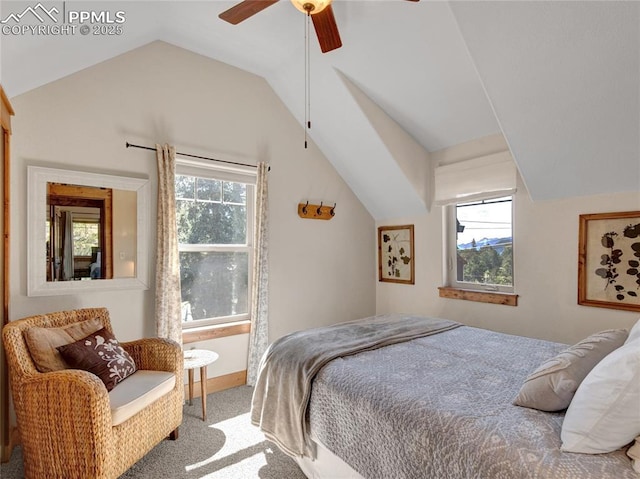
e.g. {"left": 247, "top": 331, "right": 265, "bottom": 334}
{"left": 155, "top": 144, "right": 182, "bottom": 345}
{"left": 247, "top": 162, "right": 269, "bottom": 386}
{"left": 62, "top": 211, "right": 74, "bottom": 280}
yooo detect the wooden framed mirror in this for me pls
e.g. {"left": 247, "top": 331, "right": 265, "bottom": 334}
{"left": 28, "top": 166, "right": 150, "bottom": 296}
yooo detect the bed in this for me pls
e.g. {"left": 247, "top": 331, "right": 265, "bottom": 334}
{"left": 251, "top": 314, "right": 638, "bottom": 479}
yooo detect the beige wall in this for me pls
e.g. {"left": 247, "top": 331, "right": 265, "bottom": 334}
{"left": 112, "top": 189, "right": 137, "bottom": 278}
{"left": 9, "top": 41, "right": 376, "bottom": 380}
{"left": 377, "top": 135, "right": 640, "bottom": 344}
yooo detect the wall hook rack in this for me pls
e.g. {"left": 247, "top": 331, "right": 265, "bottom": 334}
{"left": 298, "top": 201, "right": 336, "bottom": 220}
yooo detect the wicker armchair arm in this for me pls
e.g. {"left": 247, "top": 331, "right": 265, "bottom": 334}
{"left": 121, "top": 337, "right": 183, "bottom": 373}
{"left": 17, "top": 370, "right": 112, "bottom": 457}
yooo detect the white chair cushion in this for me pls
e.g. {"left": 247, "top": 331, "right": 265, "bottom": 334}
{"left": 108, "top": 370, "right": 175, "bottom": 426}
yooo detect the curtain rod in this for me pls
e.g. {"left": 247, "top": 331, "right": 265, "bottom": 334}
{"left": 125, "top": 142, "right": 263, "bottom": 170}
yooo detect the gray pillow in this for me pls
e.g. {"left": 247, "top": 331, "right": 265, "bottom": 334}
{"left": 513, "top": 329, "right": 628, "bottom": 411}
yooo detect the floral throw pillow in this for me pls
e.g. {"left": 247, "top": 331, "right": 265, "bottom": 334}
{"left": 57, "top": 328, "right": 137, "bottom": 391}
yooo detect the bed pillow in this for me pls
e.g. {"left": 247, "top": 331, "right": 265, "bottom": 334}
{"left": 513, "top": 329, "right": 628, "bottom": 411}
{"left": 57, "top": 327, "right": 136, "bottom": 391}
{"left": 625, "top": 318, "right": 640, "bottom": 345}
{"left": 560, "top": 337, "right": 640, "bottom": 454}
{"left": 23, "top": 317, "right": 104, "bottom": 372}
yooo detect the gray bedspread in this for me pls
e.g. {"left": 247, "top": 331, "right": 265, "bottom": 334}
{"left": 250, "top": 314, "right": 461, "bottom": 458}
{"left": 308, "top": 324, "right": 638, "bottom": 479}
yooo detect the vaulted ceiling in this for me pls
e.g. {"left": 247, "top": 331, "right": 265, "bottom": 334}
{"left": 1, "top": 1, "right": 638, "bottom": 219}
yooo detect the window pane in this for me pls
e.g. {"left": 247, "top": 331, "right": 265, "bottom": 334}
{"left": 456, "top": 197, "right": 513, "bottom": 286}
{"left": 175, "top": 175, "right": 195, "bottom": 199}
{"left": 73, "top": 222, "right": 99, "bottom": 256}
{"left": 196, "top": 178, "right": 221, "bottom": 202}
{"left": 176, "top": 200, "right": 247, "bottom": 244}
{"left": 179, "top": 251, "right": 248, "bottom": 321}
{"left": 223, "top": 181, "right": 246, "bottom": 205}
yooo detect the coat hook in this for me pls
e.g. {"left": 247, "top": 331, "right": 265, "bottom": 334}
{"left": 330, "top": 203, "right": 336, "bottom": 216}
{"left": 317, "top": 202, "right": 323, "bottom": 215}
{"left": 302, "top": 201, "right": 309, "bottom": 215}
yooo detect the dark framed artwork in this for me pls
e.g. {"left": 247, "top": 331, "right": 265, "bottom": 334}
{"left": 378, "top": 224, "right": 414, "bottom": 284}
{"left": 578, "top": 211, "right": 640, "bottom": 312}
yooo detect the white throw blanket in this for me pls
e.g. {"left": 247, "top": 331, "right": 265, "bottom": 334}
{"left": 250, "top": 314, "right": 461, "bottom": 458}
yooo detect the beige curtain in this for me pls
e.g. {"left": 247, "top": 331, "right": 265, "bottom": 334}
{"left": 155, "top": 144, "right": 182, "bottom": 345}
{"left": 247, "top": 162, "right": 269, "bottom": 386}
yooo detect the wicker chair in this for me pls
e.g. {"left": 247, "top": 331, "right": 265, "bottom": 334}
{"left": 2, "top": 308, "right": 183, "bottom": 479}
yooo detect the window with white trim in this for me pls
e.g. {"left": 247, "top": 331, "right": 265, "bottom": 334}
{"left": 435, "top": 151, "right": 517, "bottom": 295}
{"left": 175, "top": 161, "right": 255, "bottom": 328}
{"left": 446, "top": 196, "right": 514, "bottom": 292}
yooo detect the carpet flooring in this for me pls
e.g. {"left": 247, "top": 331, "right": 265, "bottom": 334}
{"left": 1, "top": 385, "right": 307, "bottom": 479}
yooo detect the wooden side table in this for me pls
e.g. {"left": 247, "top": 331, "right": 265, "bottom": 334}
{"left": 183, "top": 349, "right": 219, "bottom": 421}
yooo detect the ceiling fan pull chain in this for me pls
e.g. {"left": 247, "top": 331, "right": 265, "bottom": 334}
{"left": 307, "top": 12, "right": 311, "bottom": 132}
{"left": 304, "top": 11, "right": 311, "bottom": 149}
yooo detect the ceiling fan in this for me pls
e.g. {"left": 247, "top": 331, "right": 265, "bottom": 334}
{"left": 219, "top": 0, "right": 420, "bottom": 54}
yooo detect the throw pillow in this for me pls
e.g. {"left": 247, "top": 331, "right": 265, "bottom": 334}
{"left": 57, "top": 328, "right": 137, "bottom": 391}
{"left": 513, "top": 329, "right": 628, "bottom": 411}
{"left": 560, "top": 337, "right": 640, "bottom": 454}
{"left": 23, "top": 317, "right": 103, "bottom": 372}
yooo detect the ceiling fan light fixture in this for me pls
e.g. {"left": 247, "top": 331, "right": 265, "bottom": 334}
{"left": 290, "top": 0, "right": 332, "bottom": 15}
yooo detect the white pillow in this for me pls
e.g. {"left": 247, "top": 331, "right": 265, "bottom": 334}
{"left": 626, "top": 318, "right": 640, "bottom": 345}
{"left": 561, "top": 337, "right": 640, "bottom": 454}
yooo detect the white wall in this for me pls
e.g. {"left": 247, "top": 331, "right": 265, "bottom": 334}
{"left": 377, "top": 135, "right": 640, "bottom": 345}
{"left": 9, "top": 41, "right": 376, "bottom": 379}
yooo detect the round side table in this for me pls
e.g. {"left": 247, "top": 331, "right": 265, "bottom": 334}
{"left": 183, "top": 349, "right": 219, "bottom": 421}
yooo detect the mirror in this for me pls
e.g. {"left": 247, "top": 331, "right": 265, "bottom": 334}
{"left": 47, "top": 183, "right": 114, "bottom": 281}
{"left": 28, "top": 166, "right": 150, "bottom": 296}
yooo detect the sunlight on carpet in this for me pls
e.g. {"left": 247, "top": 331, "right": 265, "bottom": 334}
{"left": 187, "top": 412, "right": 269, "bottom": 474}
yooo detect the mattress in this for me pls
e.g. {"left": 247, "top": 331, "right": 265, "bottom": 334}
{"left": 295, "top": 438, "right": 364, "bottom": 479}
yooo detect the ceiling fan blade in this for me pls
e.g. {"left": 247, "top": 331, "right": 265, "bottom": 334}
{"left": 219, "top": 0, "right": 279, "bottom": 25}
{"left": 311, "top": 5, "right": 342, "bottom": 53}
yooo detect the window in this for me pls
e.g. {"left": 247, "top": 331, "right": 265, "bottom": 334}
{"left": 446, "top": 196, "right": 513, "bottom": 293}
{"left": 175, "top": 164, "right": 255, "bottom": 328}
{"left": 72, "top": 217, "right": 99, "bottom": 256}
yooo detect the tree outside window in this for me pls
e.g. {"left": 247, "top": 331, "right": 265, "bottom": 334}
{"left": 175, "top": 173, "right": 253, "bottom": 326}
{"left": 453, "top": 196, "right": 513, "bottom": 291}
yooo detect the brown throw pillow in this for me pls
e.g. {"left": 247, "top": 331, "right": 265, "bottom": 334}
{"left": 513, "top": 329, "right": 628, "bottom": 411}
{"left": 57, "top": 328, "right": 137, "bottom": 391}
{"left": 23, "top": 317, "right": 103, "bottom": 372}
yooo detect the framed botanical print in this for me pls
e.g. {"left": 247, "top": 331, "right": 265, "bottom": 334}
{"left": 578, "top": 211, "right": 640, "bottom": 312}
{"left": 378, "top": 224, "right": 414, "bottom": 284}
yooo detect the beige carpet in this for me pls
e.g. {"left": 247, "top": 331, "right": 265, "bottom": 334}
{"left": 1, "top": 386, "right": 307, "bottom": 479}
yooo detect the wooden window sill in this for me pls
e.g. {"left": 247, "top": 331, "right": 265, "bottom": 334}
{"left": 438, "top": 287, "right": 518, "bottom": 306}
{"left": 182, "top": 320, "right": 251, "bottom": 344}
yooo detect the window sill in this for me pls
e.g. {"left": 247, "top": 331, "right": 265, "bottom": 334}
{"left": 438, "top": 287, "right": 518, "bottom": 306}
{"left": 182, "top": 320, "right": 251, "bottom": 344}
